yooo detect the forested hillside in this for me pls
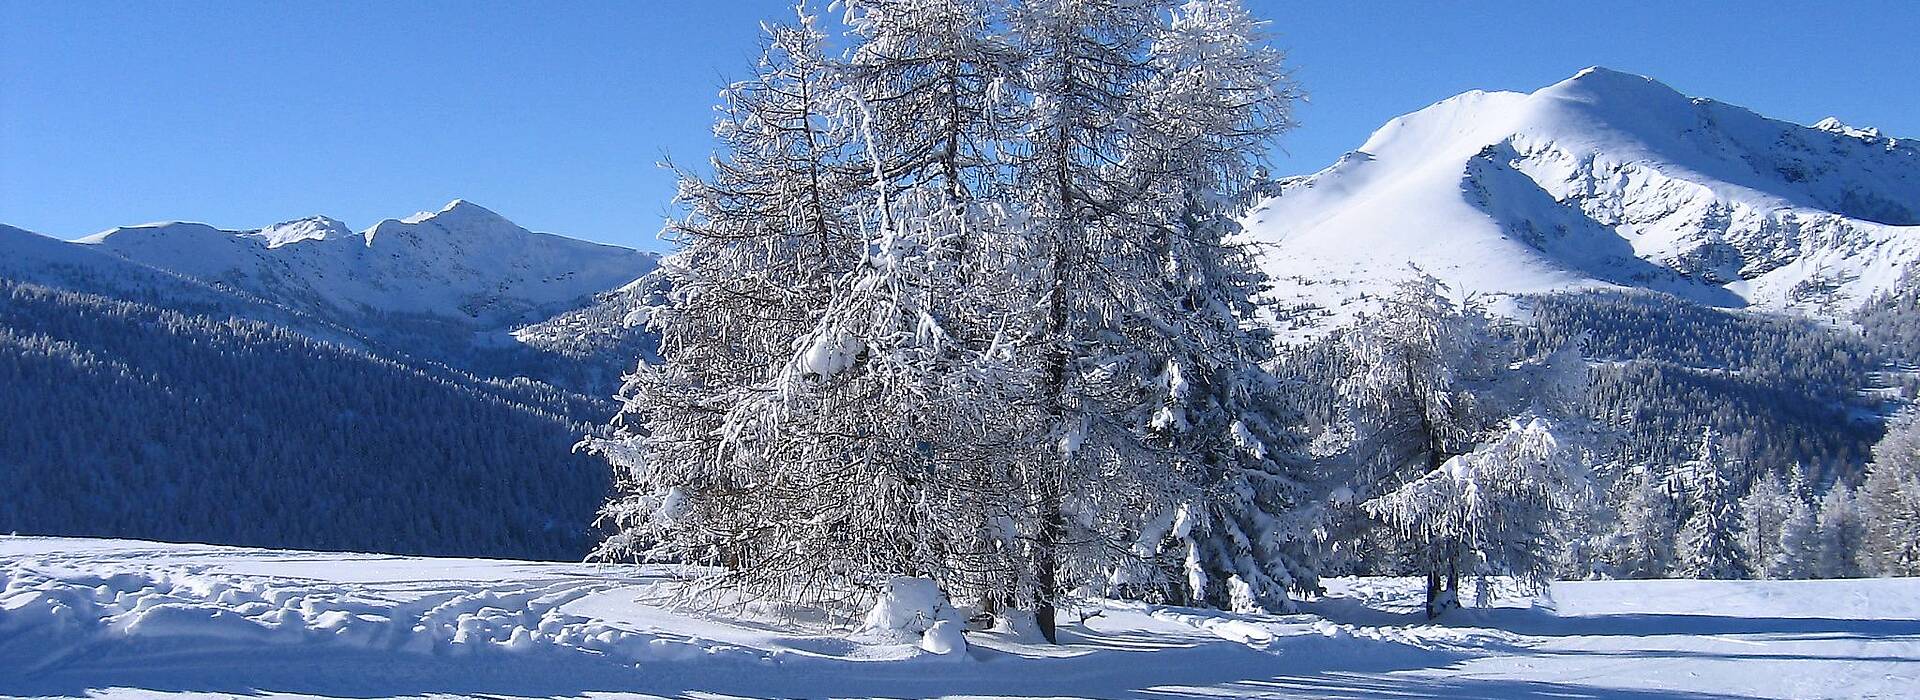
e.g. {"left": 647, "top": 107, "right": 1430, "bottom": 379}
{"left": 0, "top": 278, "right": 608, "bottom": 559}
{"left": 1519, "top": 290, "right": 1885, "bottom": 481}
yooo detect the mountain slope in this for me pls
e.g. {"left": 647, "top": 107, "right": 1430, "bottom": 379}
{"left": 0, "top": 278, "right": 609, "bottom": 559}
{"left": 1250, "top": 67, "right": 1920, "bottom": 335}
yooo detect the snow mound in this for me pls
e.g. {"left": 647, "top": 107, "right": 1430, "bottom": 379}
{"left": 856, "top": 576, "right": 967, "bottom": 655}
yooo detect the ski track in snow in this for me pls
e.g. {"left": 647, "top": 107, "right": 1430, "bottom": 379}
{"left": 3, "top": 537, "right": 1916, "bottom": 699}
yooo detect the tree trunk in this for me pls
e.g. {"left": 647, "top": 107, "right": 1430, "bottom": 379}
{"left": 1424, "top": 565, "right": 1443, "bottom": 620}
{"left": 1447, "top": 541, "right": 1461, "bottom": 604}
{"left": 1034, "top": 482, "right": 1064, "bottom": 644}
{"left": 1424, "top": 540, "right": 1461, "bottom": 619}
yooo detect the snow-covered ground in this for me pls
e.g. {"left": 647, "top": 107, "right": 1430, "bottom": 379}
{"left": 3, "top": 537, "right": 1915, "bottom": 699}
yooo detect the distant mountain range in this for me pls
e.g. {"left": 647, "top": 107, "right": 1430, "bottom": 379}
{"left": 3, "top": 200, "right": 659, "bottom": 394}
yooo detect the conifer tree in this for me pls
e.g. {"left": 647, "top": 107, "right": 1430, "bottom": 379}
{"left": 1000, "top": 0, "right": 1299, "bottom": 640}
{"left": 1677, "top": 428, "right": 1751, "bottom": 580}
{"left": 1737, "top": 470, "right": 1794, "bottom": 578}
{"left": 1861, "top": 415, "right": 1920, "bottom": 576}
{"left": 1773, "top": 473, "right": 1820, "bottom": 580}
{"left": 1604, "top": 466, "right": 1681, "bottom": 578}
{"left": 1815, "top": 481, "right": 1866, "bottom": 578}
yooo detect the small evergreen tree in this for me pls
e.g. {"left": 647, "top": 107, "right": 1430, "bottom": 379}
{"left": 1773, "top": 476, "right": 1820, "bottom": 580}
{"left": 1737, "top": 470, "right": 1794, "bottom": 579}
{"left": 1676, "top": 428, "right": 1751, "bottom": 580}
{"left": 1815, "top": 481, "right": 1866, "bottom": 578}
{"left": 1603, "top": 466, "right": 1681, "bottom": 578}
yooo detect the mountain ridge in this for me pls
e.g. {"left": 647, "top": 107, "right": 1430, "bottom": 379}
{"left": 21, "top": 199, "right": 658, "bottom": 329}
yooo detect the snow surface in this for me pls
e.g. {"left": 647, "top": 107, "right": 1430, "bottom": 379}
{"left": 5, "top": 536, "right": 1914, "bottom": 699}
{"left": 1248, "top": 67, "right": 1920, "bottom": 340}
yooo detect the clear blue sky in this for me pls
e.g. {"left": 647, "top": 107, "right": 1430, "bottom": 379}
{"left": 4, "top": 1, "right": 1916, "bottom": 252}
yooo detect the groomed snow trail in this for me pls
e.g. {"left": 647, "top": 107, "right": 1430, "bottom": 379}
{"left": 3, "top": 537, "right": 1915, "bottom": 699}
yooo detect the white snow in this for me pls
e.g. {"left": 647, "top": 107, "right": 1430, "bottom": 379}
{"left": 1248, "top": 67, "right": 1920, "bottom": 340}
{"left": 855, "top": 576, "right": 965, "bottom": 654}
{"left": 4, "top": 536, "right": 1913, "bottom": 699}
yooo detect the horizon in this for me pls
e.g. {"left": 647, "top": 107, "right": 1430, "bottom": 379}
{"left": 4, "top": 0, "right": 1917, "bottom": 252}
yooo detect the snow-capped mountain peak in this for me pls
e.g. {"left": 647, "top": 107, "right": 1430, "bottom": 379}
{"left": 1814, "top": 116, "right": 1883, "bottom": 139}
{"left": 43, "top": 201, "right": 657, "bottom": 329}
{"left": 248, "top": 216, "right": 354, "bottom": 248}
{"left": 1250, "top": 67, "right": 1920, "bottom": 338}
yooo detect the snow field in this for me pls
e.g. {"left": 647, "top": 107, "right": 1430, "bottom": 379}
{"left": 4, "top": 537, "right": 1917, "bottom": 699}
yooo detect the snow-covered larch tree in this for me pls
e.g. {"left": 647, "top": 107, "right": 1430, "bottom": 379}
{"left": 1106, "top": 0, "right": 1318, "bottom": 614}
{"left": 584, "top": 11, "right": 868, "bottom": 580}
{"left": 1772, "top": 471, "right": 1820, "bottom": 580}
{"left": 1736, "top": 470, "right": 1795, "bottom": 579}
{"left": 1364, "top": 416, "right": 1587, "bottom": 617}
{"left": 1330, "top": 274, "right": 1490, "bottom": 613}
{"left": 997, "top": 0, "right": 1304, "bottom": 641}
{"left": 711, "top": 0, "right": 1041, "bottom": 610}
{"left": 1860, "top": 414, "right": 1920, "bottom": 576}
{"left": 1602, "top": 466, "right": 1681, "bottom": 578}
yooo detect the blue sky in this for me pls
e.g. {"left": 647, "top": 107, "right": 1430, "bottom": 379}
{"left": 4, "top": 1, "right": 1916, "bottom": 252}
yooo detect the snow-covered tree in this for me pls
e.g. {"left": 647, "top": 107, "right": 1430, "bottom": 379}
{"left": 1601, "top": 466, "right": 1681, "bottom": 578}
{"left": 992, "top": 0, "right": 1301, "bottom": 640}
{"left": 1815, "top": 481, "right": 1866, "bottom": 578}
{"left": 589, "top": 0, "right": 1308, "bottom": 644}
{"left": 1332, "top": 276, "right": 1594, "bottom": 615}
{"left": 1364, "top": 416, "right": 1586, "bottom": 617}
{"left": 1861, "top": 414, "right": 1920, "bottom": 576}
{"left": 1773, "top": 472, "right": 1820, "bottom": 580}
{"left": 1736, "top": 470, "right": 1795, "bottom": 579}
{"left": 585, "top": 11, "right": 867, "bottom": 575}
{"left": 1676, "top": 429, "right": 1751, "bottom": 580}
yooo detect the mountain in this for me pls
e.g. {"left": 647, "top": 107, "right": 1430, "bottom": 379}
{"left": 1251, "top": 67, "right": 1920, "bottom": 501}
{"left": 74, "top": 199, "right": 655, "bottom": 332}
{"left": 1249, "top": 67, "right": 1920, "bottom": 336}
